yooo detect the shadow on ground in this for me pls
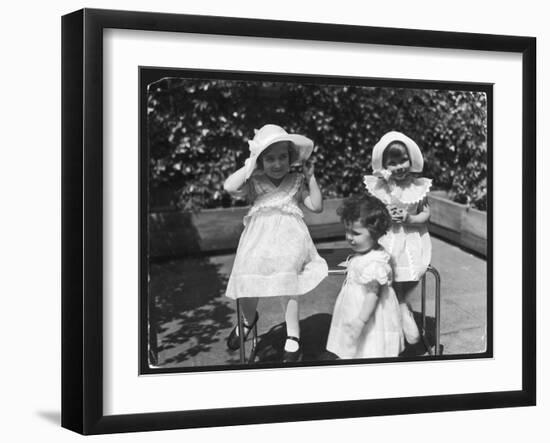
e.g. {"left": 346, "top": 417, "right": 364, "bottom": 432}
{"left": 36, "top": 410, "right": 60, "bottom": 426}
{"left": 149, "top": 257, "right": 234, "bottom": 365}
{"left": 252, "top": 313, "right": 333, "bottom": 363}
{"left": 251, "top": 311, "right": 438, "bottom": 363}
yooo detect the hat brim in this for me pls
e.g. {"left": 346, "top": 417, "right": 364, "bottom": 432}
{"left": 371, "top": 131, "right": 424, "bottom": 173}
{"left": 246, "top": 134, "right": 314, "bottom": 179}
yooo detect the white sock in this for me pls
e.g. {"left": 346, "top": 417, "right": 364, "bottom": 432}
{"left": 284, "top": 298, "right": 300, "bottom": 351}
{"left": 400, "top": 302, "right": 420, "bottom": 344}
{"left": 284, "top": 339, "right": 299, "bottom": 352}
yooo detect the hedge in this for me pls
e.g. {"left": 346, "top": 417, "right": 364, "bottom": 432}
{"left": 147, "top": 78, "right": 487, "bottom": 211}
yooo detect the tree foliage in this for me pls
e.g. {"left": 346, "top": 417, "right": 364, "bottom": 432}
{"left": 148, "top": 78, "right": 487, "bottom": 211}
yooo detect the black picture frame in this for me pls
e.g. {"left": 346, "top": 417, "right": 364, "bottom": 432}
{"left": 62, "top": 8, "right": 536, "bottom": 435}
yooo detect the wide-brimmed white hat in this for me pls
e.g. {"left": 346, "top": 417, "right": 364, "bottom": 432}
{"left": 371, "top": 131, "right": 424, "bottom": 175}
{"left": 245, "top": 124, "right": 314, "bottom": 178}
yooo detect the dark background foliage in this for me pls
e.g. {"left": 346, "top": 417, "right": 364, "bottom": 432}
{"left": 147, "top": 78, "right": 487, "bottom": 211}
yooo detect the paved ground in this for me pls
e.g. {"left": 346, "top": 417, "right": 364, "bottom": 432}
{"left": 149, "top": 236, "right": 487, "bottom": 368}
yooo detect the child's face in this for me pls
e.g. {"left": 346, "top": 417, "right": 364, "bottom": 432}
{"left": 344, "top": 220, "right": 375, "bottom": 253}
{"left": 261, "top": 142, "right": 291, "bottom": 180}
{"left": 384, "top": 143, "right": 411, "bottom": 181}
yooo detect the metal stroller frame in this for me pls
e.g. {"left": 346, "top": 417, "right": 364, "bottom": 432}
{"left": 420, "top": 265, "right": 443, "bottom": 356}
{"left": 235, "top": 299, "right": 259, "bottom": 364}
{"left": 235, "top": 264, "right": 442, "bottom": 363}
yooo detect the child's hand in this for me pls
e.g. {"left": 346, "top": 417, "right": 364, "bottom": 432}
{"left": 344, "top": 317, "right": 366, "bottom": 342}
{"left": 303, "top": 160, "right": 315, "bottom": 180}
{"left": 389, "top": 206, "right": 408, "bottom": 223}
{"left": 244, "top": 154, "right": 259, "bottom": 177}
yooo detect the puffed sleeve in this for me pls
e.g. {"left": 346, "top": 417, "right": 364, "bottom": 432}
{"left": 356, "top": 259, "right": 392, "bottom": 287}
{"left": 227, "top": 176, "right": 257, "bottom": 203}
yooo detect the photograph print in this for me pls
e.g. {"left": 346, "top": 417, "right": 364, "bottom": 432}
{"left": 140, "top": 68, "right": 491, "bottom": 373}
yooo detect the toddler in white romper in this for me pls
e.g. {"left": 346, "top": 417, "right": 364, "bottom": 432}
{"left": 326, "top": 195, "right": 404, "bottom": 359}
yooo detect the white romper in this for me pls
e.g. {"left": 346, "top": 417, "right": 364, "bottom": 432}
{"left": 326, "top": 249, "right": 405, "bottom": 359}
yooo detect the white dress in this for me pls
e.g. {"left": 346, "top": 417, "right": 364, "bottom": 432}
{"left": 326, "top": 249, "right": 405, "bottom": 359}
{"left": 225, "top": 172, "right": 328, "bottom": 299}
{"left": 364, "top": 176, "right": 432, "bottom": 281}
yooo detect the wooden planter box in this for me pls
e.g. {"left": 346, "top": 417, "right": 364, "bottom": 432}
{"left": 427, "top": 193, "right": 487, "bottom": 257}
{"left": 149, "top": 194, "right": 487, "bottom": 258}
{"left": 149, "top": 199, "right": 344, "bottom": 258}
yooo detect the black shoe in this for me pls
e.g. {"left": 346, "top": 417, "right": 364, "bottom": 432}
{"left": 226, "top": 311, "right": 259, "bottom": 351}
{"left": 319, "top": 350, "right": 339, "bottom": 361}
{"left": 282, "top": 336, "right": 302, "bottom": 363}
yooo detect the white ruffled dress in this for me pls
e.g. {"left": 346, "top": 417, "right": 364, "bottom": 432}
{"left": 364, "top": 176, "right": 432, "bottom": 282}
{"left": 225, "top": 172, "right": 328, "bottom": 299}
{"left": 326, "top": 249, "right": 404, "bottom": 359}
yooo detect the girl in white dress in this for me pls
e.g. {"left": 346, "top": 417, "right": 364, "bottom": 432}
{"left": 326, "top": 195, "right": 404, "bottom": 359}
{"left": 363, "top": 131, "right": 432, "bottom": 344}
{"left": 224, "top": 124, "right": 328, "bottom": 362}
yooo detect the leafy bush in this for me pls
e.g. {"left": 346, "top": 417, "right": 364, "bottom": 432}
{"left": 147, "top": 78, "right": 487, "bottom": 211}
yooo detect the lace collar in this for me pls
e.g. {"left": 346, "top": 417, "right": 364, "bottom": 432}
{"left": 363, "top": 175, "right": 432, "bottom": 205}
{"left": 254, "top": 172, "right": 300, "bottom": 195}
